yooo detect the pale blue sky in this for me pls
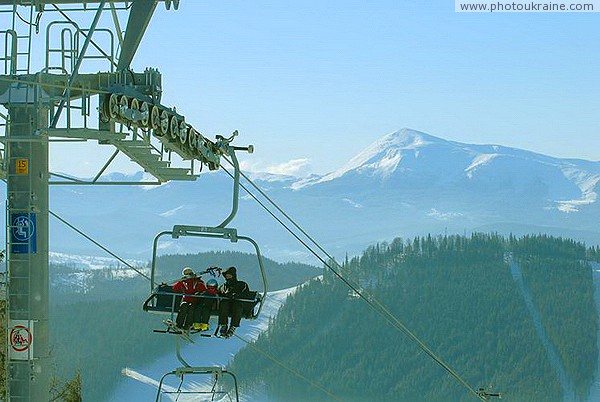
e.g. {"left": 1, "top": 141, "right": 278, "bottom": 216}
{"left": 50, "top": 1, "right": 600, "bottom": 176}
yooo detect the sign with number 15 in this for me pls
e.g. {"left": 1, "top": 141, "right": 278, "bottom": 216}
{"left": 16, "top": 159, "right": 28, "bottom": 175}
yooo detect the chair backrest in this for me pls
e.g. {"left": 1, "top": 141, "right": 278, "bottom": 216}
{"left": 240, "top": 291, "right": 260, "bottom": 319}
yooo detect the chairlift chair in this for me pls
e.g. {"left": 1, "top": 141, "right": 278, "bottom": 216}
{"left": 155, "top": 366, "right": 239, "bottom": 402}
{"left": 142, "top": 225, "right": 268, "bottom": 328}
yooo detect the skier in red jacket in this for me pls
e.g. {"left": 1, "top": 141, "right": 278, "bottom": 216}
{"left": 172, "top": 267, "right": 206, "bottom": 330}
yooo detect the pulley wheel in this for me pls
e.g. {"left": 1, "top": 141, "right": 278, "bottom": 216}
{"left": 159, "top": 110, "right": 169, "bottom": 136}
{"left": 188, "top": 128, "right": 197, "bottom": 150}
{"left": 169, "top": 116, "right": 179, "bottom": 140}
{"left": 150, "top": 106, "right": 160, "bottom": 130}
{"left": 130, "top": 98, "right": 139, "bottom": 112}
{"left": 140, "top": 102, "right": 149, "bottom": 127}
{"left": 108, "top": 94, "right": 119, "bottom": 119}
{"left": 179, "top": 121, "right": 188, "bottom": 144}
{"left": 119, "top": 95, "right": 129, "bottom": 109}
{"left": 195, "top": 132, "right": 206, "bottom": 152}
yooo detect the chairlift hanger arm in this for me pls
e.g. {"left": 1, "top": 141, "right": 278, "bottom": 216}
{"left": 238, "top": 234, "right": 268, "bottom": 314}
{"left": 217, "top": 147, "right": 240, "bottom": 228}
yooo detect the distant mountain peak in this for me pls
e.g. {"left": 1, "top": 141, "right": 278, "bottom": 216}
{"left": 360, "top": 128, "right": 447, "bottom": 159}
{"left": 293, "top": 128, "right": 443, "bottom": 188}
{"left": 385, "top": 127, "right": 445, "bottom": 147}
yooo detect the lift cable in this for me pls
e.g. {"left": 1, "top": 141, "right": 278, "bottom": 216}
{"left": 220, "top": 160, "right": 487, "bottom": 402}
{"left": 49, "top": 210, "right": 151, "bottom": 281}
{"left": 233, "top": 333, "right": 344, "bottom": 402}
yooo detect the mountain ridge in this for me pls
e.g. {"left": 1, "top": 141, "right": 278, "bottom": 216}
{"left": 12, "top": 127, "right": 599, "bottom": 261}
{"left": 292, "top": 128, "right": 600, "bottom": 203}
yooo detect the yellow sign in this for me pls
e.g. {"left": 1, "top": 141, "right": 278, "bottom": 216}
{"left": 16, "top": 159, "right": 28, "bottom": 175}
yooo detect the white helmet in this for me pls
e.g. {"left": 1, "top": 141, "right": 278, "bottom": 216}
{"left": 182, "top": 267, "right": 194, "bottom": 276}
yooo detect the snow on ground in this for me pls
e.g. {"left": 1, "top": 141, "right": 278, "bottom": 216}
{"left": 50, "top": 252, "right": 144, "bottom": 271}
{"left": 49, "top": 252, "right": 148, "bottom": 291}
{"left": 509, "top": 256, "right": 575, "bottom": 401}
{"left": 464, "top": 153, "right": 498, "bottom": 179}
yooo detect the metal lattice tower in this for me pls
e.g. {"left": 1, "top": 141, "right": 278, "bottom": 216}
{"left": 0, "top": 1, "right": 250, "bottom": 400}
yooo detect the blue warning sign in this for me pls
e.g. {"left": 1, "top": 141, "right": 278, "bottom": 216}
{"left": 11, "top": 213, "right": 36, "bottom": 254}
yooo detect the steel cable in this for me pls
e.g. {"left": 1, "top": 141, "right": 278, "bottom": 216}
{"left": 49, "top": 210, "right": 151, "bottom": 281}
{"left": 221, "top": 159, "right": 487, "bottom": 401}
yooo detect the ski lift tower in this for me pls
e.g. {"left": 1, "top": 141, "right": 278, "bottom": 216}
{"left": 0, "top": 1, "right": 249, "bottom": 400}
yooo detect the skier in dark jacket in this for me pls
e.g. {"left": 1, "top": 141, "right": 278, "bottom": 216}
{"left": 218, "top": 266, "right": 249, "bottom": 338}
{"left": 172, "top": 267, "right": 206, "bottom": 330}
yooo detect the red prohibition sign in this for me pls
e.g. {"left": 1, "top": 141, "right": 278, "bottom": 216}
{"left": 10, "top": 325, "right": 32, "bottom": 352}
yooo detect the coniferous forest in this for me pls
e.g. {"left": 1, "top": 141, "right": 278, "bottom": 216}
{"left": 17, "top": 235, "right": 597, "bottom": 401}
{"left": 231, "top": 234, "right": 598, "bottom": 402}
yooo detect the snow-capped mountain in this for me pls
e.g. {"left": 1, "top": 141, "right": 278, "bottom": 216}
{"left": 11, "top": 128, "right": 599, "bottom": 263}
{"left": 294, "top": 128, "right": 600, "bottom": 214}
{"left": 294, "top": 128, "right": 444, "bottom": 186}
